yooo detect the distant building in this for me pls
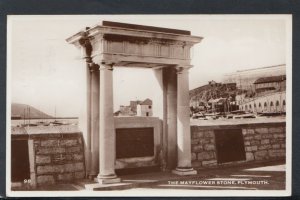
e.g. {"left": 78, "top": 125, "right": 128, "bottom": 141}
{"left": 137, "top": 98, "right": 153, "bottom": 117}
{"left": 115, "top": 98, "right": 153, "bottom": 116}
{"left": 254, "top": 75, "right": 286, "bottom": 94}
{"left": 223, "top": 64, "right": 286, "bottom": 90}
{"left": 238, "top": 75, "right": 286, "bottom": 113}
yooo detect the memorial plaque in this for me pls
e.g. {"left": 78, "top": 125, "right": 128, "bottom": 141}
{"left": 215, "top": 129, "right": 246, "bottom": 164}
{"left": 11, "top": 140, "right": 30, "bottom": 182}
{"left": 116, "top": 127, "right": 154, "bottom": 159}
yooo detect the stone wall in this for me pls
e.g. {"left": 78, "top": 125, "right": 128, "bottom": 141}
{"left": 191, "top": 121, "right": 286, "bottom": 168}
{"left": 11, "top": 126, "right": 85, "bottom": 188}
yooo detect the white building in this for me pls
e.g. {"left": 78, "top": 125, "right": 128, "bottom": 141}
{"left": 137, "top": 98, "right": 153, "bottom": 117}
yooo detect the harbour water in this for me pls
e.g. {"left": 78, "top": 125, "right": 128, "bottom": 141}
{"left": 11, "top": 118, "right": 78, "bottom": 127}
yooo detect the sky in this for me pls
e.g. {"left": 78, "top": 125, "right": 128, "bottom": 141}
{"left": 8, "top": 15, "right": 290, "bottom": 117}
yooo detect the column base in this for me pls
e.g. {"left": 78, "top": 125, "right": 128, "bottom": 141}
{"left": 95, "top": 174, "right": 121, "bottom": 184}
{"left": 172, "top": 167, "right": 197, "bottom": 176}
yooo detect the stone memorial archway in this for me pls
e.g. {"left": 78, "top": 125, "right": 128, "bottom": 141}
{"left": 67, "top": 21, "right": 202, "bottom": 184}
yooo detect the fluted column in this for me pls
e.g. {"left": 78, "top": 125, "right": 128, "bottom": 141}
{"left": 97, "top": 63, "right": 120, "bottom": 184}
{"left": 89, "top": 64, "right": 100, "bottom": 178}
{"left": 172, "top": 67, "right": 197, "bottom": 175}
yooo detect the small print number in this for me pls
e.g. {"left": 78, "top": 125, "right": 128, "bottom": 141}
{"left": 24, "top": 179, "right": 31, "bottom": 183}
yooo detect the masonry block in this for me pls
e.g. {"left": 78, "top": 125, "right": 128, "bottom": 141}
{"left": 60, "top": 139, "right": 78, "bottom": 147}
{"left": 78, "top": 137, "right": 83, "bottom": 145}
{"left": 272, "top": 144, "right": 281, "bottom": 149}
{"left": 274, "top": 134, "right": 285, "bottom": 139}
{"left": 250, "top": 140, "right": 260, "bottom": 145}
{"left": 37, "top": 165, "right": 65, "bottom": 175}
{"left": 41, "top": 139, "right": 59, "bottom": 147}
{"left": 64, "top": 162, "right": 84, "bottom": 172}
{"left": 204, "top": 130, "right": 214, "bottom": 138}
{"left": 194, "top": 132, "right": 204, "bottom": 138}
{"left": 268, "top": 127, "right": 284, "bottom": 134}
{"left": 66, "top": 146, "right": 81, "bottom": 153}
{"left": 199, "top": 139, "right": 210, "bottom": 145}
{"left": 197, "top": 151, "right": 215, "bottom": 161}
{"left": 246, "top": 152, "right": 254, "bottom": 161}
{"left": 255, "top": 128, "right": 269, "bottom": 134}
{"left": 192, "top": 145, "right": 203, "bottom": 152}
{"left": 191, "top": 140, "right": 198, "bottom": 145}
{"left": 261, "top": 139, "right": 270, "bottom": 145}
{"left": 254, "top": 135, "right": 262, "bottom": 140}
{"left": 269, "top": 149, "right": 285, "bottom": 157}
{"left": 52, "top": 154, "right": 72, "bottom": 163}
{"left": 242, "top": 129, "right": 247, "bottom": 136}
{"left": 245, "top": 146, "right": 257, "bottom": 152}
{"left": 261, "top": 134, "right": 273, "bottom": 139}
{"left": 254, "top": 150, "right": 268, "bottom": 160}
{"left": 247, "top": 129, "right": 255, "bottom": 135}
{"left": 73, "top": 153, "right": 84, "bottom": 161}
{"left": 191, "top": 152, "right": 197, "bottom": 161}
{"left": 258, "top": 144, "right": 272, "bottom": 150}
{"left": 244, "top": 136, "right": 254, "bottom": 140}
{"left": 36, "top": 147, "right": 65, "bottom": 155}
{"left": 36, "top": 155, "right": 51, "bottom": 164}
{"left": 244, "top": 141, "right": 250, "bottom": 146}
{"left": 203, "top": 144, "right": 215, "bottom": 151}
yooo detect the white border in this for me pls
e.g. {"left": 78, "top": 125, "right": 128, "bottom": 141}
{"left": 6, "top": 14, "right": 292, "bottom": 197}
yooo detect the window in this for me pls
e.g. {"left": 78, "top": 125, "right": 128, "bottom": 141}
{"left": 259, "top": 103, "right": 261, "bottom": 107}
{"left": 270, "top": 101, "right": 274, "bottom": 106}
{"left": 254, "top": 103, "right": 256, "bottom": 108}
{"left": 148, "top": 105, "right": 152, "bottom": 109}
{"left": 283, "top": 100, "right": 286, "bottom": 106}
{"left": 245, "top": 105, "right": 248, "bottom": 110}
{"left": 264, "top": 102, "right": 267, "bottom": 107}
{"left": 249, "top": 104, "right": 252, "bottom": 109}
{"left": 276, "top": 101, "right": 280, "bottom": 106}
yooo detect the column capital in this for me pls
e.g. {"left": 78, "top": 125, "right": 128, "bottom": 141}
{"left": 99, "top": 63, "right": 114, "bottom": 71}
{"left": 89, "top": 63, "right": 100, "bottom": 72}
{"left": 175, "top": 65, "right": 192, "bottom": 74}
{"left": 78, "top": 35, "right": 93, "bottom": 59}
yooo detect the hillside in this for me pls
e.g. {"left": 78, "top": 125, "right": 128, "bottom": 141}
{"left": 11, "top": 103, "right": 53, "bottom": 119}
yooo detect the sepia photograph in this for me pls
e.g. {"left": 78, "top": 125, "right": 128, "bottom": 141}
{"left": 6, "top": 15, "right": 292, "bottom": 197}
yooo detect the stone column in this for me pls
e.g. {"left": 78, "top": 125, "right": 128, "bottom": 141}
{"left": 163, "top": 67, "right": 178, "bottom": 170}
{"left": 172, "top": 67, "right": 197, "bottom": 175}
{"left": 80, "top": 49, "right": 92, "bottom": 178}
{"left": 89, "top": 64, "right": 100, "bottom": 178}
{"left": 97, "top": 63, "right": 120, "bottom": 184}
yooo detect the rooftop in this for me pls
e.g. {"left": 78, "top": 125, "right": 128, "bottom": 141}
{"left": 254, "top": 75, "right": 286, "bottom": 84}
